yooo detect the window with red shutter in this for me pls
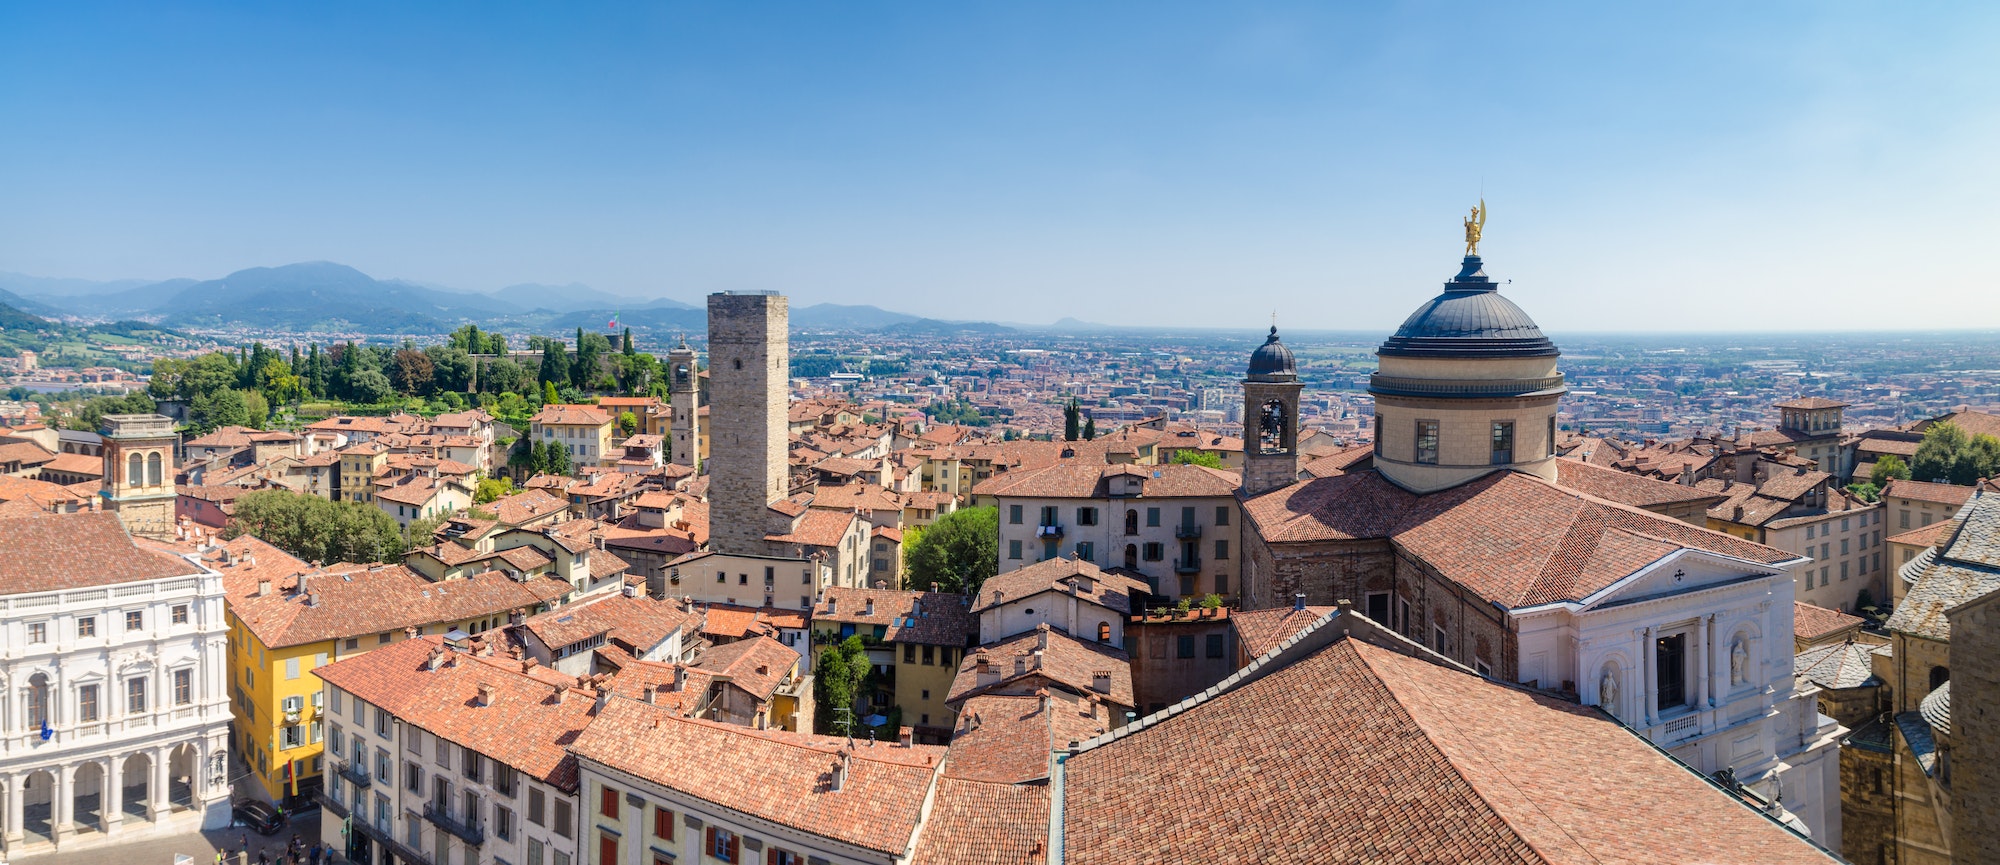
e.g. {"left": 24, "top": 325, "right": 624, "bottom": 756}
{"left": 598, "top": 832, "right": 618, "bottom": 865}
{"left": 601, "top": 785, "right": 619, "bottom": 818}
{"left": 653, "top": 806, "right": 673, "bottom": 840}
{"left": 727, "top": 833, "right": 740, "bottom": 864}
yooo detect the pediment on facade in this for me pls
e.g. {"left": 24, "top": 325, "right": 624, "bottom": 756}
{"left": 1569, "top": 548, "right": 1786, "bottom": 613}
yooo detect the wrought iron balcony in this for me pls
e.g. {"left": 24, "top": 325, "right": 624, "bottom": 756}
{"left": 335, "top": 760, "right": 372, "bottom": 789}
{"left": 1035, "top": 524, "right": 1064, "bottom": 539}
{"left": 1173, "top": 523, "right": 1202, "bottom": 539}
{"left": 1173, "top": 557, "right": 1201, "bottom": 574}
{"left": 423, "top": 802, "right": 484, "bottom": 846}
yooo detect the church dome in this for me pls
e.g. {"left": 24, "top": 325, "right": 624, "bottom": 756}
{"left": 1247, "top": 327, "right": 1297, "bottom": 380}
{"left": 1377, "top": 256, "right": 1558, "bottom": 359}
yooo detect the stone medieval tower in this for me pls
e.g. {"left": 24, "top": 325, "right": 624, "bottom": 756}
{"left": 100, "top": 413, "right": 179, "bottom": 539}
{"left": 706, "top": 292, "right": 789, "bottom": 555}
{"left": 668, "top": 334, "right": 701, "bottom": 472}
{"left": 1241, "top": 327, "right": 1303, "bottom": 497}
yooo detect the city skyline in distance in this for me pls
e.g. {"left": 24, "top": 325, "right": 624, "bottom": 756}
{"left": 3, "top": 3, "right": 1997, "bottom": 333}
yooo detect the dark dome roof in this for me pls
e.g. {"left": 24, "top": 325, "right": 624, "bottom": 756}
{"left": 1247, "top": 327, "right": 1297, "bottom": 380}
{"left": 1377, "top": 256, "right": 1558, "bottom": 359}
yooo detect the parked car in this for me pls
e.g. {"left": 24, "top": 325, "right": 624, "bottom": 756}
{"left": 233, "top": 800, "right": 286, "bottom": 835}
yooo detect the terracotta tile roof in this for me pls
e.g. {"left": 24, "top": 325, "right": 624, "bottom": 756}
{"left": 1915, "top": 409, "right": 2000, "bottom": 440}
{"left": 487, "top": 489, "right": 569, "bottom": 525}
{"left": 0, "top": 511, "right": 204, "bottom": 593}
{"left": 1060, "top": 634, "right": 1835, "bottom": 864}
{"left": 42, "top": 452, "right": 104, "bottom": 477}
{"left": 1793, "top": 602, "right": 1865, "bottom": 642}
{"left": 908, "top": 778, "right": 1049, "bottom": 865}
{"left": 0, "top": 474, "right": 88, "bottom": 509}
{"left": 570, "top": 698, "right": 946, "bottom": 856}
{"left": 1883, "top": 479, "right": 1975, "bottom": 507}
{"left": 531, "top": 404, "right": 612, "bottom": 426}
{"left": 946, "top": 693, "right": 1110, "bottom": 784}
{"left": 224, "top": 556, "right": 570, "bottom": 649}
{"left": 1230, "top": 605, "right": 1339, "bottom": 659}
{"left": 313, "top": 636, "right": 597, "bottom": 791}
{"left": 1554, "top": 460, "right": 1724, "bottom": 509}
{"left": 815, "top": 587, "right": 977, "bottom": 647}
{"left": 765, "top": 508, "right": 859, "bottom": 549}
{"left": 521, "top": 592, "right": 690, "bottom": 655}
{"left": 1245, "top": 470, "right": 1797, "bottom": 609}
{"left": 0, "top": 441, "right": 56, "bottom": 467}
{"left": 1774, "top": 397, "right": 1849, "bottom": 410}
{"left": 808, "top": 483, "right": 905, "bottom": 513}
{"left": 972, "top": 557, "right": 1148, "bottom": 617}
{"left": 1794, "top": 641, "right": 1888, "bottom": 691}
{"left": 1886, "top": 520, "right": 1957, "bottom": 549}
{"left": 973, "top": 463, "right": 1239, "bottom": 499}
{"left": 1300, "top": 444, "right": 1375, "bottom": 479}
{"left": 948, "top": 625, "right": 1134, "bottom": 710}
{"left": 690, "top": 634, "right": 798, "bottom": 701}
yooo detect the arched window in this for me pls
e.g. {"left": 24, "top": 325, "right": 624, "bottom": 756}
{"left": 1932, "top": 666, "right": 1950, "bottom": 691}
{"left": 27, "top": 673, "right": 50, "bottom": 729}
{"left": 127, "top": 453, "right": 143, "bottom": 486}
{"left": 1124, "top": 510, "right": 1139, "bottom": 536}
{"left": 1097, "top": 622, "right": 1111, "bottom": 643}
{"left": 147, "top": 452, "right": 163, "bottom": 487}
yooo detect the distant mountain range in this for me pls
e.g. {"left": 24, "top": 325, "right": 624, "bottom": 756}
{"left": 0, "top": 263, "right": 1031, "bottom": 336}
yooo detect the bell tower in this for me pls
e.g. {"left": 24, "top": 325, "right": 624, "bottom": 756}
{"left": 668, "top": 334, "right": 701, "bottom": 472}
{"left": 100, "top": 413, "right": 179, "bottom": 539}
{"left": 1242, "top": 327, "right": 1304, "bottom": 497}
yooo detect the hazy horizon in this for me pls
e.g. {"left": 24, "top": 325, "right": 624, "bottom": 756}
{"left": 5, "top": 3, "right": 1998, "bottom": 333}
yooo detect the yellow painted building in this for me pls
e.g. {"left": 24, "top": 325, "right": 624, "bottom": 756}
{"left": 530, "top": 404, "right": 615, "bottom": 468}
{"left": 336, "top": 442, "right": 388, "bottom": 504}
{"left": 213, "top": 536, "right": 575, "bottom": 807}
{"left": 810, "top": 587, "right": 975, "bottom": 743}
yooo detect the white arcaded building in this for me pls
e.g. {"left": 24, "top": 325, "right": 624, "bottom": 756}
{"left": 0, "top": 511, "right": 233, "bottom": 855}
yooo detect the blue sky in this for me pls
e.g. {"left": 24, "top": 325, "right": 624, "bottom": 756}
{"left": 2, "top": 2, "right": 1996, "bottom": 331}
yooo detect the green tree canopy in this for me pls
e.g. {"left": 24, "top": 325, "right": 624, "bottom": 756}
{"left": 903, "top": 505, "right": 998, "bottom": 596}
{"left": 226, "top": 489, "right": 412, "bottom": 564}
{"left": 189, "top": 387, "right": 252, "bottom": 433}
{"left": 1172, "top": 449, "right": 1225, "bottom": 468}
{"left": 812, "top": 636, "right": 870, "bottom": 735}
{"left": 1912, "top": 422, "right": 2000, "bottom": 485}
{"left": 1871, "top": 454, "right": 1911, "bottom": 487}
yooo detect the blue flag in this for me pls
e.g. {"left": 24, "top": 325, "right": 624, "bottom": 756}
{"left": 40, "top": 718, "right": 52, "bottom": 740}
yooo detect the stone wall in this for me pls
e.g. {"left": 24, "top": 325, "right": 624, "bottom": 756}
{"left": 1949, "top": 592, "right": 2000, "bottom": 864}
{"left": 1127, "top": 614, "right": 1236, "bottom": 713}
{"left": 705, "top": 293, "right": 789, "bottom": 555}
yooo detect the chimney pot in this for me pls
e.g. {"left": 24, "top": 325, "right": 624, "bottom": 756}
{"left": 476, "top": 683, "right": 494, "bottom": 707}
{"left": 257, "top": 579, "right": 272, "bottom": 597}
{"left": 1293, "top": 592, "right": 1306, "bottom": 611}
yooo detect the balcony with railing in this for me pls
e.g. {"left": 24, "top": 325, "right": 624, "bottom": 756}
{"left": 335, "top": 760, "right": 372, "bottom": 789}
{"left": 1035, "top": 523, "right": 1064, "bottom": 539}
{"left": 423, "top": 802, "right": 484, "bottom": 846}
{"left": 1173, "top": 557, "right": 1201, "bottom": 574}
{"left": 1173, "top": 523, "right": 1202, "bottom": 539}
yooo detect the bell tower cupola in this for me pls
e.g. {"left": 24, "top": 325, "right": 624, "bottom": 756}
{"left": 1241, "top": 326, "right": 1304, "bottom": 497}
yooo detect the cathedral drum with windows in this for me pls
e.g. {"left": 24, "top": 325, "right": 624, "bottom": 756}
{"left": 1367, "top": 256, "right": 1565, "bottom": 494}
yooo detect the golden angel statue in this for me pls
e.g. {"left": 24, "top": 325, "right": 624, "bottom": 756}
{"left": 1463, "top": 199, "right": 1486, "bottom": 256}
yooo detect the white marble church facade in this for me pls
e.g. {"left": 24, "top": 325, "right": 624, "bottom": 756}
{"left": 1515, "top": 546, "right": 1844, "bottom": 843}
{"left": 0, "top": 530, "right": 233, "bottom": 855}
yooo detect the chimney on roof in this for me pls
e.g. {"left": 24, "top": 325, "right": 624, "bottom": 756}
{"left": 863, "top": 598, "right": 874, "bottom": 616}
{"left": 1293, "top": 592, "right": 1306, "bottom": 612}
{"left": 1091, "top": 671, "right": 1111, "bottom": 694}
{"left": 1014, "top": 655, "right": 1029, "bottom": 676}
{"left": 427, "top": 648, "right": 445, "bottom": 671}
{"left": 642, "top": 685, "right": 656, "bottom": 705}
{"left": 899, "top": 726, "right": 913, "bottom": 747}
{"left": 257, "top": 579, "right": 272, "bottom": 597}
{"left": 1037, "top": 625, "right": 1049, "bottom": 652}
{"left": 553, "top": 683, "right": 568, "bottom": 704}
{"left": 476, "top": 683, "right": 494, "bottom": 707}
{"left": 307, "top": 592, "right": 321, "bottom": 608}
{"left": 830, "top": 753, "right": 849, "bottom": 792}
{"left": 826, "top": 597, "right": 837, "bottom": 615}
{"left": 296, "top": 572, "right": 309, "bottom": 595}
{"left": 672, "top": 666, "right": 686, "bottom": 692}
